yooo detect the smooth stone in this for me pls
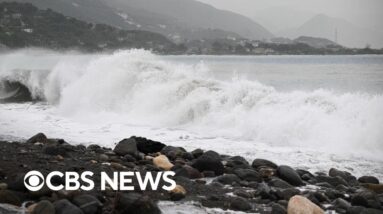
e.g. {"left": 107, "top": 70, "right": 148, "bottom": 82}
{"left": 277, "top": 165, "right": 304, "bottom": 186}
{"left": 0, "top": 203, "right": 25, "bottom": 214}
{"left": 26, "top": 132, "right": 48, "bottom": 144}
{"left": 161, "top": 146, "right": 186, "bottom": 159}
{"left": 256, "top": 182, "right": 273, "bottom": 199}
{"left": 276, "top": 188, "right": 300, "bottom": 200}
{"left": 351, "top": 190, "right": 381, "bottom": 209}
{"left": 191, "top": 149, "right": 204, "bottom": 158}
{"left": 287, "top": 195, "right": 324, "bottom": 214}
{"left": 0, "top": 190, "right": 21, "bottom": 206}
{"left": 329, "top": 168, "right": 358, "bottom": 185}
{"left": 169, "top": 185, "right": 187, "bottom": 201}
{"left": 333, "top": 198, "right": 351, "bottom": 210}
{"left": 252, "top": 159, "right": 278, "bottom": 170}
{"left": 43, "top": 145, "right": 68, "bottom": 156}
{"left": 271, "top": 202, "right": 287, "bottom": 214}
{"left": 233, "top": 168, "right": 262, "bottom": 182}
{"left": 315, "top": 175, "right": 348, "bottom": 187}
{"left": 54, "top": 199, "right": 84, "bottom": 214}
{"left": 361, "top": 183, "right": 383, "bottom": 194}
{"left": 133, "top": 136, "right": 165, "bottom": 154}
{"left": 99, "top": 154, "right": 109, "bottom": 162}
{"left": 229, "top": 197, "right": 252, "bottom": 211}
{"left": 153, "top": 155, "right": 174, "bottom": 171}
{"left": 72, "top": 194, "right": 102, "bottom": 214}
{"left": 113, "top": 138, "right": 138, "bottom": 156}
{"left": 31, "top": 200, "right": 55, "bottom": 214}
{"left": 269, "top": 178, "right": 294, "bottom": 189}
{"left": 115, "top": 193, "right": 161, "bottom": 214}
{"left": 226, "top": 156, "right": 251, "bottom": 169}
{"left": 234, "top": 189, "right": 253, "bottom": 198}
{"left": 214, "top": 174, "right": 240, "bottom": 185}
{"left": 191, "top": 151, "right": 224, "bottom": 175}
{"left": 358, "top": 176, "right": 380, "bottom": 184}
{"left": 173, "top": 165, "right": 202, "bottom": 179}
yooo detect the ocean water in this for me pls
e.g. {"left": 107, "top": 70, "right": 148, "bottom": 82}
{"left": 0, "top": 49, "right": 383, "bottom": 180}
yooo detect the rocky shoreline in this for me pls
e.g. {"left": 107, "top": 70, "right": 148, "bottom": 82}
{"left": 0, "top": 133, "right": 382, "bottom": 214}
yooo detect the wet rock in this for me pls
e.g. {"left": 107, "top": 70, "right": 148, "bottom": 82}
{"left": 169, "top": 185, "right": 187, "bottom": 201}
{"left": 0, "top": 203, "right": 25, "bottom": 214}
{"left": 256, "top": 182, "right": 273, "bottom": 199}
{"left": 202, "top": 171, "right": 216, "bottom": 177}
{"left": 72, "top": 194, "right": 102, "bottom": 214}
{"left": 259, "top": 167, "right": 276, "bottom": 180}
{"left": 233, "top": 168, "right": 262, "bottom": 182}
{"left": 316, "top": 175, "right": 348, "bottom": 187}
{"left": 0, "top": 190, "right": 21, "bottom": 206}
{"left": 333, "top": 198, "right": 351, "bottom": 210}
{"left": 113, "top": 138, "right": 138, "bottom": 156}
{"left": 31, "top": 200, "right": 55, "bottom": 214}
{"left": 226, "top": 156, "right": 251, "bottom": 169}
{"left": 99, "top": 154, "right": 109, "bottom": 162}
{"left": 214, "top": 174, "right": 240, "bottom": 185}
{"left": 115, "top": 193, "right": 161, "bottom": 214}
{"left": 123, "top": 154, "right": 136, "bottom": 162}
{"left": 269, "top": 178, "right": 294, "bottom": 189}
{"left": 329, "top": 168, "right": 358, "bottom": 185}
{"left": 133, "top": 136, "right": 165, "bottom": 154}
{"left": 276, "top": 188, "right": 300, "bottom": 200}
{"left": 271, "top": 202, "right": 287, "bottom": 214}
{"left": 161, "top": 146, "right": 186, "bottom": 159}
{"left": 26, "top": 133, "right": 48, "bottom": 144}
{"left": 311, "top": 192, "right": 329, "bottom": 203}
{"left": 181, "top": 152, "right": 194, "bottom": 160}
{"left": 296, "top": 169, "right": 314, "bottom": 180}
{"left": 111, "top": 162, "right": 126, "bottom": 170}
{"left": 173, "top": 165, "right": 202, "bottom": 179}
{"left": 191, "top": 149, "right": 204, "bottom": 158}
{"left": 287, "top": 195, "right": 324, "bottom": 214}
{"left": 234, "top": 189, "right": 253, "bottom": 198}
{"left": 54, "top": 199, "right": 84, "bottom": 214}
{"left": 361, "top": 183, "right": 383, "bottom": 194}
{"left": 277, "top": 165, "right": 304, "bottom": 186}
{"left": 192, "top": 151, "right": 224, "bottom": 175}
{"left": 361, "top": 208, "right": 383, "bottom": 214}
{"left": 153, "top": 155, "right": 174, "bottom": 170}
{"left": 358, "top": 176, "right": 380, "bottom": 184}
{"left": 229, "top": 197, "right": 252, "bottom": 211}
{"left": 252, "top": 159, "right": 278, "bottom": 170}
{"left": 351, "top": 190, "right": 381, "bottom": 209}
{"left": 43, "top": 145, "right": 69, "bottom": 156}
{"left": 347, "top": 206, "right": 366, "bottom": 214}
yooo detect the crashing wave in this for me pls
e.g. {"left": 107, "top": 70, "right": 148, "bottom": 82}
{"left": 0, "top": 49, "right": 382, "bottom": 151}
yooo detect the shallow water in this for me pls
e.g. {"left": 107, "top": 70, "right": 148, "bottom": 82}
{"left": 0, "top": 49, "right": 382, "bottom": 180}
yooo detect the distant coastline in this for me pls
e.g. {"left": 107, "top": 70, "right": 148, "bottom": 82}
{"left": 1, "top": 2, "right": 382, "bottom": 56}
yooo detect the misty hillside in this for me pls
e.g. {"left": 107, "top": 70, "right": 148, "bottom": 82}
{"left": 294, "top": 36, "right": 340, "bottom": 49}
{"left": 103, "top": 0, "right": 273, "bottom": 40}
{"left": 279, "top": 14, "right": 383, "bottom": 48}
{"left": 0, "top": 2, "right": 182, "bottom": 52}
{"left": 0, "top": 0, "right": 273, "bottom": 42}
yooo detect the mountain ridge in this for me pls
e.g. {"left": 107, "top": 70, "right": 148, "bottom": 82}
{"left": 0, "top": 0, "right": 273, "bottom": 42}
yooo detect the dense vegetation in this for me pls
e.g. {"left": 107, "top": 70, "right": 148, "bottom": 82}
{"left": 0, "top": 2, "right": 185, "bottom": 53}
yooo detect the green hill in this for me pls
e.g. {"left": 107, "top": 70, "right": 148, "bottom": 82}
{"left": 0, "top": 2, "right": 184, "bottom": 53}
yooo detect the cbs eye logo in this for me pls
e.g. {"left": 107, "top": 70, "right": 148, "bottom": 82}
{"left": 24, "top": 171, "right": 45, "bottom": 191}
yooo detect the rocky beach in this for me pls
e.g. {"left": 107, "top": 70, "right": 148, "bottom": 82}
{"left": 0, "top": 133, "right": 382, "bottom": 214}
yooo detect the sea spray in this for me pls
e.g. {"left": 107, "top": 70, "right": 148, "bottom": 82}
{"left": 0, "top": 49, "right": 382, "bottom": 155}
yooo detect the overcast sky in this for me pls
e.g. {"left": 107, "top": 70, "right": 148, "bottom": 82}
{"left": 197, "top": 0, "right": 383, "bottom": 32}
